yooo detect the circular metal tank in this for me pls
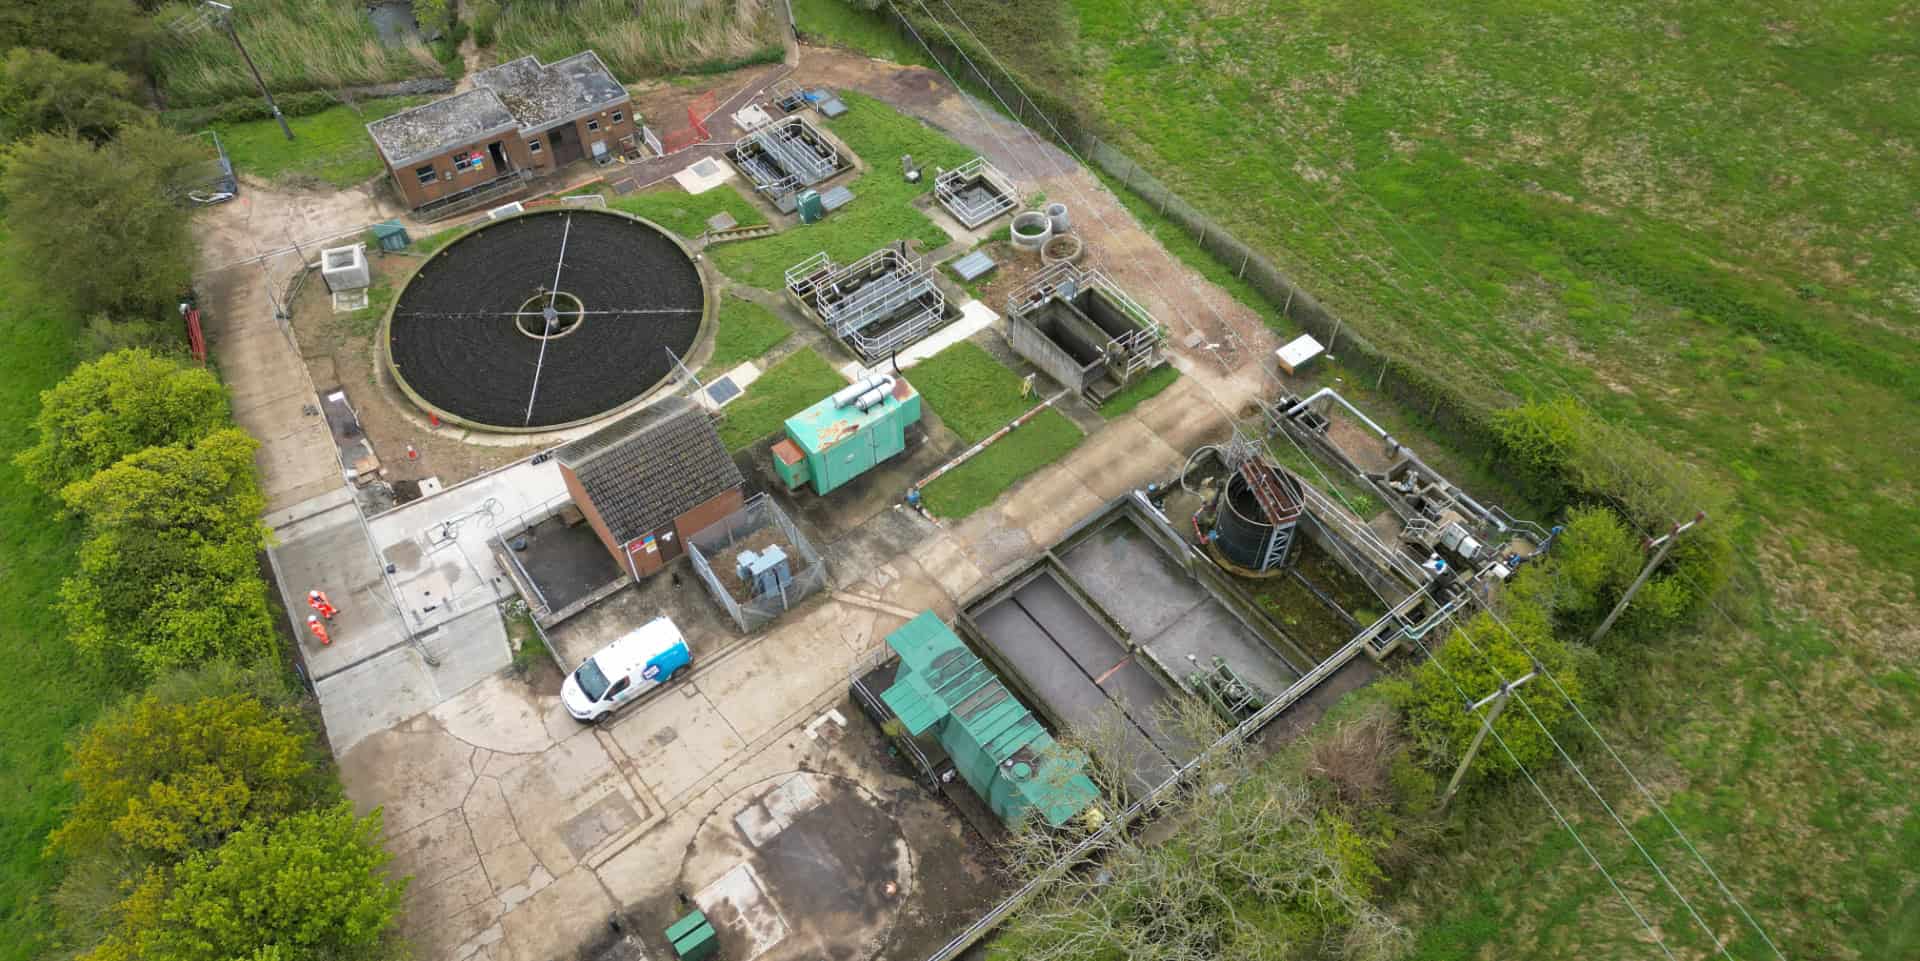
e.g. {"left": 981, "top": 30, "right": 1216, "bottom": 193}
{"left": 1212, "top": 472, "right": 1291, "bottom": 571}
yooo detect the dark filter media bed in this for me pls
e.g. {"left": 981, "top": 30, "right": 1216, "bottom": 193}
{"left": 386, "top": 210, "right": 706, "bottom": 430}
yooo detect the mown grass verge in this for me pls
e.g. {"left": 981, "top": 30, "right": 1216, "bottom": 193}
{"left": 716, "top": 347, "right": 845, "bottom": 451}
{"left": 0, "top": 228, "right": 112, "bottom": 961}
{"left": 906, "top": 341, "right": 1084, "bottom": 518}
{"left": 604, "top": 183, "right": 767, "bottom": 241}
{"left": 1097, "top": 363, "right": 1178, "bottom": 419}
{"left": 214, "top": 97, "right": 424, "bottom": 187}
{"left": 703, "top": 294, "right": 793, "bottom": 376}
{"left": 710, "top": 91, "right": 972, "bottom": 289}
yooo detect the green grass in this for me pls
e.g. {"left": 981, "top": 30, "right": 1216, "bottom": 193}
{"left": 792, "top": 0, "right": 931, "bottom": 66}
{"left": 702, "top": 294, "right": 793, "bottom": 375}
{"left": 154, "top": 0, "right": 440, "bottom": 106}
{"left": 899, "top": 341, "right": 1036, "bottom": 443}
{"left": 915, "top": 0, "right": 1920, "bottom": 955}
{"left": 716, "top": 347, "right": 846, "bottom": 450}
{"left": 605, "top": 183, "right": 767, "bottom": 241}
{"left": 491, "top": 0, "right": 784, "bottom": 81}
{"left": 710, "top": 92, "right": 973, "bottom": 289}
{"left": 1096, "top": 363, "right": 1178, "bottom": 419}
{"left": 919, "top": 407, "right": 1080, "bottom": 519}
{"left": 0, "top": 228, "right": 113, "bottom": 961}
{"left": 214, "top": 97, "right": 425, "bottom": 187}
{"left": 904, "top": 341, "right": 1084, "bottom": 518}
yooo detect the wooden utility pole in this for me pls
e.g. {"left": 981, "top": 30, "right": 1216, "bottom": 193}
{"left": 1590, "top": 511, "right": 1706, "bottom": 644}
{"left": 207, "top": 1, "right": 294, "bottom": 141}
{"left": 1441, "top": 666, "right": 1538, "bottom": 809}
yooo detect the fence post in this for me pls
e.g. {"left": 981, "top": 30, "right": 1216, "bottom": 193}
{"left": 1239, "top": 251, "right": 1249, "bottom": 279}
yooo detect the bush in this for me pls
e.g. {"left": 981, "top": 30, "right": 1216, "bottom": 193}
{"left": 83, "top": 803, "right": 406, "bottom": 961}
{"left": 1386, "top": 569, "right": 1586, "bottom": 785}
{"left": 14, "top": 349, "right": 232, "bottom": 496}
{"left": 0, "top": 49, "right": 143, "bottom": 142}
{"left": 1550, "top": 504, "right": 1641, "bottom": 628}
{"left": 160, "top": 91, "right": 344, "bottom": 131}
{"left": 51, "top": 692, "right": 331, "bottom": 864}
{"left": 1491, "top": 398, "right": 1733, "bottom": 626}
{"left": 57, "top": 430, "right": 277, "bottom": 676}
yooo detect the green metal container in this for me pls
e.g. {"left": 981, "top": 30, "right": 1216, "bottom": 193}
{"left": 879, "top": 612, "right": 1100, "bottom": 828}
{"left": 666, "top": 909, "right": 718, "bottom": 961}
{"left": 776, "top": 375, "right": 922, "bottom": 495}
{"left": 796, "top": 189, "right": 825, "bottom": 224}
{"left": 372, "top": 220, "right": 410, "bottom": 251}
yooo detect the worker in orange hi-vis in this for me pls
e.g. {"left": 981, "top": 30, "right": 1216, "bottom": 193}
{"left": 307, "top": 614, "right": 332, "bottom": 646}
{"left": 308, "top": 589, "right": 338, "bottom": 620}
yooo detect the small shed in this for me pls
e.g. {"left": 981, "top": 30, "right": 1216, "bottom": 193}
{"left": 771, "top": 374, "right": 921, "bottom": 496}
{"left": 880, "top": 612, "right": 1100, "bottom": 828}
{"left": 556, "top": 397, "right": 745, "bottom": 579}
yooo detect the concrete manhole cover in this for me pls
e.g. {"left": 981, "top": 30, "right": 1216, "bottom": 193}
{"left": 683, "top": 772, "right": 912, "bottom": 961}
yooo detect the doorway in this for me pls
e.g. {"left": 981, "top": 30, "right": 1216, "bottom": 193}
{"left": 547, "top": 125, "right": 585, "bottom": 166}
{"left": 487, "top": 140, "right": 509, "bottom": 172}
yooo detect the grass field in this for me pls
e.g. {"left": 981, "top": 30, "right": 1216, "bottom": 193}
{"left": 716, "top": 347, "right": 845, "bottom": 450}
{"left": 791, "top": 0, "right": 931, "bottom": 67}
{"left": 838, "top": 0, "right": 1920, "bottom": 956}
{"left": 702, "top": 295, "right": 793, "bottom": 376}
{"left": 154, "top": 0, "right": 440, "bottom": 105}
{"left": 215, "top": 97, "right": 424, "bottom": 187}
{"left": 906, "top": 341, "right": 1083, "bottom": 518}
{"left": 710, "top": 92, "right": 973, "bottom": 289}
{"left": 0, "top": 229, "right": 111, "bottom": 961}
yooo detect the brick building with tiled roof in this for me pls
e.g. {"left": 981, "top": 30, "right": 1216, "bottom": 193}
{"left": 555, "top": 397, "right": 745, "bottom": 579}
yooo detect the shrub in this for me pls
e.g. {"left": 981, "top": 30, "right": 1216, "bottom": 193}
{"left": 1550, "top": 504, "right": 1641, "bottom": 627}
{"left": 57, "top": 430, "right": 277, "bottom": 676}
{"left": 0, "top": 49, "right": 143, "bottom": 142}
{"left": 14, "top": 349, "right": 231, "bottom": 496}
{"left": 1386, "top": 572, "right": 1585, "bottom": 784}
{"left": 51, "top": 692, "right": 331, "bottom": 864}
{"left": 83, "top": 804, "right": 406, "bottom": 961}
{"left": 1491, "top": 398, "right": 1733, "bottom": 624}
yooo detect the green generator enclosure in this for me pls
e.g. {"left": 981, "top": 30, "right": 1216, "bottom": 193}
{"left": 665, "top": 909, "right": 717, "bottom": 961}
{"left": 772, "top": 374, "right": 922, "bottom": 496}
{"left": 879, "top": 611, "right": 1101, "bottom": 829}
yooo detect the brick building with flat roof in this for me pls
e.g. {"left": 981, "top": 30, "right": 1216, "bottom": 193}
{"left": 367, "top": 51, "right": 635, "bottom": 215}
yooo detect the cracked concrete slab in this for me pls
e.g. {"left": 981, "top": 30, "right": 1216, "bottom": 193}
{"left": 496, "top": 867, "right": 615, "bottom": 961}
{"left": 604, "top": 688, "right": 745, "bottom": 804}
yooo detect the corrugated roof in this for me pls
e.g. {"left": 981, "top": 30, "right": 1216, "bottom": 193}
{"left": 556, "top": 397, "right": 742, "bottom": 544}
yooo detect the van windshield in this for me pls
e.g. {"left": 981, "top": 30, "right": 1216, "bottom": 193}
{"left": 574, "top": 659, "right": 611, "bottom": 702}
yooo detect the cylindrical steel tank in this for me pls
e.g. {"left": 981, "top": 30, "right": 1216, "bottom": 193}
{"left": 1211, "top": 472, "right": 1298, "bottom": 572}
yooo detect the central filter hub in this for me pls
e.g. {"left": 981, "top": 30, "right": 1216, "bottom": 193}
{"left": 515, "top": 291, "right": 585, "bottom": 340}
{"left": 384, "top": 209, "right": 711, "bottom": 432}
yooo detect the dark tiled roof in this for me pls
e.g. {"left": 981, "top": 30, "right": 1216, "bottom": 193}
{"left": 557, "top": 398, "right": 742, "bottom": 544}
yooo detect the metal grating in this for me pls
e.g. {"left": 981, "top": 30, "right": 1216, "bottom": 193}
{"left": 934, "top": 157, "right": 1018, "bottom": 229}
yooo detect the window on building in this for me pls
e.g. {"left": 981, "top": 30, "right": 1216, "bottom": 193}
{"left": 586, "top": 118, "right": 600, "bottom": 132}
{"left": 529, "top": 139, "right": 542, "bottom": 154}
{"left": 453, "top": 151, "right": 483, "bottom": 173}
{"left": 415, "top": 165, "right": 435, "bottom": 185}
{"left": 610, "top": 111, "right": 624, "bottom": 125}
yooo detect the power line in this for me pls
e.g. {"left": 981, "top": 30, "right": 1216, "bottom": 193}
{"left": 886, "top": 5, "right": 1776, "bottom": 953}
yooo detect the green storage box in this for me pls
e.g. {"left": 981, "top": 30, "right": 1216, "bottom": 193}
{"left": 666, "top": 909, "right": 718, "bottom": 961}
{"left": 372, "top": 220, "right": 410, "bottom": 251}
{"left": 795, "top": 189, "right": 825, "bottom": 225}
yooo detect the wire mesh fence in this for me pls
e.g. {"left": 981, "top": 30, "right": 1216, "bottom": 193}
{"left": 686, "top": 493, "right": 829, "bottom": 633}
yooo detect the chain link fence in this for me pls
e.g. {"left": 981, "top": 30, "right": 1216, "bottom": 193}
{"left": 686, "top": 493, "right": 829, "bottom": 633}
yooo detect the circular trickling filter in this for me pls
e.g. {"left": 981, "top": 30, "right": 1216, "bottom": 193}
{"left": 383, "top": 209, "right": 711, "bottom": 432}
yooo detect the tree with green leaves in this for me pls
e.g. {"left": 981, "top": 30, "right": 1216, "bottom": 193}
{"left": 0, "top": 0, "right": 153, "bottom": 70}
{"left": 56, "top": 428, "right": 275, "bottom": 676}
{"left": 82, "top": 804, "right": 406, "bottom": 961}
{"left": 1550, "top": 504, "right": 1642, "bottom": 627}
{"left": 0, "top": 48, "right": 143, "bottom": 142}
{"left": 14, "top": 348, "right": 231, "bottom": 495}
{"left": 1, "top": 124, "right": 209, "bottom": 316}
{"left": 1385, "top": 569, "right": 1585, "bottom": 785}
{"left": 52, "top": 692, "right": 331, "bottom": 864}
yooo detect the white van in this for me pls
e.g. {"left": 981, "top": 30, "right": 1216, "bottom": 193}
{"left": 561, "top": 616, "right": 692, "bottom": 722}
